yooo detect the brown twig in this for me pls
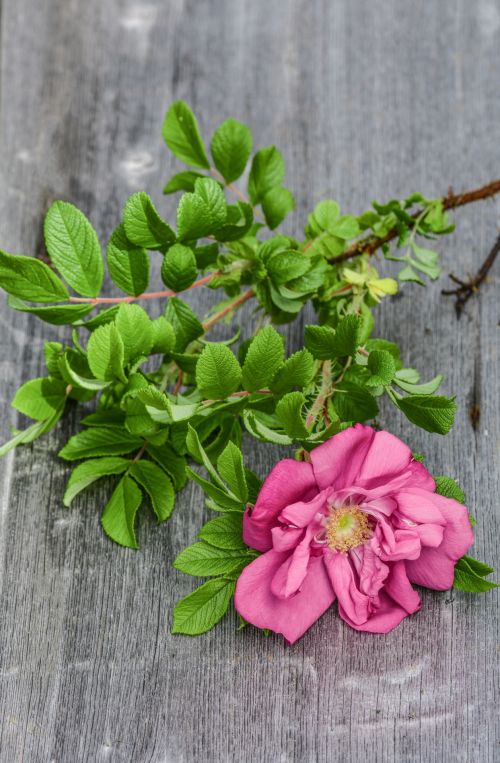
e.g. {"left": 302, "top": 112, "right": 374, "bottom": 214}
{"left": 441, "top": 232, "right": 500, "bottom": 317}
{"left": 329, "top": 178, "right": 500, "bottom": 264}
{"left": 69, "top": 273, "right": 218, "bottom": 305}
{"left": 202, "top": 289, "right": 255, "bottom": 332}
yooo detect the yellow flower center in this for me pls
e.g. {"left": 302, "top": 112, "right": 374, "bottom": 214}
{"left": 325, "top": 506, "right": 372, "bottom": 553}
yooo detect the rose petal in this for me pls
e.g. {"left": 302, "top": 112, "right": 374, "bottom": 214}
{"left": 278, "top": 489, "right": 329, "bottom": 528}
{"left": 355, "top": 430, "right": 413, "bottom": 488}
{"left": 339, "top": 589, "right": 415, "bottom": 634}
{"left": 310, "top": 424, "right": 375, "bottom": 490}
{"left": 242, "top": 459, "right": 317, "bottom": 551}
{"left": 396, "top": 489, "right": 447, "bottom": 525}
{"left": 406, "top": 494, "right": 473, "bottom": 590}
{"left": 271, "top": 525, "right": 305, "bottom": 552}
{"left": 324, "top": 552, "right": 370, "bottom": 626}
{"left": 384, "top": 561, "right": 421, "bottom": 614}
{"left": 234, "top": 550, "right": 335, "bottom": 644}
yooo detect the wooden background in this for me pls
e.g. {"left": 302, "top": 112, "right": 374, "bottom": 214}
{"left": 0, "top": 1, "right": 498, "bottom": 760}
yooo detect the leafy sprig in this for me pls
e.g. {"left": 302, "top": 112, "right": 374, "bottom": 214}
{"left": 0, "top": 98, "right": 497, "bottom": 602}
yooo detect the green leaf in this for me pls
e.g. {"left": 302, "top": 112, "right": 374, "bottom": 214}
{"left": 145, "top": 442, "right": 187, "bottom": 491}
{"left": 115, "top": 303, "right": 154, "bottom": 364}
{"left": 7, "top": 296, "right": 93, "bottom": 324}
{"left": 213, "top": 203, "right": 253, "bottom": 242}
{"left": 333, "top": 382, "right": 379, "bottom": 422}
{"left": 0, "top": 403, "right": 65, "bottom": 458}
{"left": 81, "top": 305, "right": 120, "bottom": 330}
{"left": 164, "top": 297, "right": 204, "bottom": 351}
{"left": 198, "top": 513, "right": 245, "bottom": 550}
{"left": 188, "top": 469, "right": 242, "bottom": 511}
{"left": 44, "top": 201, "right": 103, "bottom": 297}
{"left": 186, "top": 426, "right": 231, "bottom": 490}
{"left": 307, "top": 200, "right": 341, "bottom": 234}
{"left": 163, "top": 170, "right": 205, "bottom": 194}
{"left": 434, "top": 475, "right": 465, "bottom": 503}
{"left": 394, "top": 394, "right": 457, "bottom": 435}
{"left": 330, "top": 315, "right": 361, "bottom": 357}
{"left": 304, "top": 325, "right": 338, "bottom": 360}
{"left": 242, "top": 326, "right": 284, "bottom": 391}
{"left": 176, "top": 178, "right": 226, "bottom": 241}
{"left": 393, "top": 374, "right": 443, "bottom": 395}
{"left": 266, "top": 251, "right": 310, "bottom": 285}
{"left": 0, "top": 249, "right": 69, "bottom": 303}
{"left": 63, "top": 457, "right": 130, "bottom": 506}
{"left": 248, "top": 146, "right": 285, "bottom": 204}
{"left": 174, "top": 542, "right": 252, "bottom": 576}
{"left": 172, "top": 578, "right": 235, "bottom": 635}
{"left": 162, "top": 100, "right": 210, "bottom": 169}
{"left": 196, "top": 343, "right": 242, "bottom": 399}
{"left": 398, "top": 264, "right": 425, "bottom": 285}
{"left": 87, "top": 323, "right": 126, "bottom": 382}
{"left": 59, "top": 427, "right": 143, "bottom": 460}
{"left": 211, "top": 118, "right": 252, "bottom": 183}
{"left": 216, "top": 441, "right": 248, "bottom": 502}
{"left": 60, "top": 352, "right": 111, "bottom": 391}
{"left": 161, "top": 244, "right": 198, "bottom": 292}
{"left": 123, "top": 192, "right": 175, "bottom": 250}
{"left": 275, "top": 392, "right": 309, "bottom": 439}
{"left": 366, "top": 349, "right": 396, "bottom": 386}
{"left": 150, "top": 317, "right": 176, "bottom": 354}
{"left": 270, "top": 349, "right": 315, "bottom": 395}
{"left": 454, "top": 556, "right": 499, "bottom": 593}
{"left": 101, "top": 475, "right": 143, "bottom": 549}
{"left": 242, "top": 410, "right": 293, "bottom": 446}
{"left": 261, "top": 187, "right": 295, "bottom": 229}
{"left": 129, "top": 460, "right": 175, "bottom": 521}
{"left": 12, "top": 377, "right": 67, "bottom": 421}
{"left": 106, "top": 224, "right": 149, "bottom": 296}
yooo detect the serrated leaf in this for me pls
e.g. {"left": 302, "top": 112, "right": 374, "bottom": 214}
{"left": 176, "top": 179, "right": 226, "bottom": 241}
{"left": 213, "top": 202, "right": 253, "bottom": 242}
{"left": 12, "top": 377, "right": 67, "bottom": 421}
{"left": 398, "top": 264, "right": 425, "bottom": 285}
{"left": 366, "top": 349, "right": 396, "bottom": 386}
{"left": 0, "top": 403, "right": 65, "bottom": 457}
{"left": 106, "top": 224, "right": 149, "bottom": 296}
{"left": 7, "top": 296, "right": 93, "bottom": 324}
{"left": 60, "top": 351, "right": 111, "bottom": 391}
{"left": 333, "top": 382, "right": 379, "bottom": 422}
{"left": 63, "top": 457, "right": 130, "bottom": 506}
{"left": 123, "top": 192, "right": 175, "bottom": 250}
{"left": 129, "top": 460, "right": 175, "bottom": 521}
{"left": 242, "top": 410, "right": 293, "bottom": 445}
{"left": 394, "top": 394, "right": 457, "bottom": 435}
{"left": 150, "top": 316, "right": 176, "bottom": 354}
{"left": 198, "top": 513, "right": 245, "bottom": 550}
{"left": 87, "top": 323, "right": 126, "bottom": 382}
{"left": 161, "top": 244, "right": 198, "bottom": 291}
{"left": 162, "top": 100, "right": 210, "bottom": 169}
{"left": 115, "top": 303, "right": 154, "bottom": 364}
{"left": 270, "top": 349, "right": 315, "bottom": 395}
{"left": 196, "top": 343, "right": 242, "bottom": 399}
{"left": 216, "top": 441, "right": 248, "bottom": 502}
{"left": 174, "top": 542, "right": 252, "bottom": 576}
{"left": 266, "top": 251, "right": 310, "bottom": 285}
{"left": 261, "top": 187, "right": 295, "bottom": 229}
{"left": 454, "top": 556, "right": 499, "bottom": 593}
{"left": 101, "top": 475, "right": 143, "bottom": 549}
{"left": 163, "top": 170, "right": 205, "bottom": 194}
{"left": 307, "top": 200, "right": 341, "bottom": 235}
{"left": 59, "top": 427, "right": 143, "bottom": 460}
{"left": 211, "top": 118, "right": 252, "bottom": 183}
{"left": 172, "top": 578, "right": 235, "bottom": 635}
{"left": 242, "top": 326, "right": 284, "bottom": 392}
{"left": 275, "top": 392, "right": 309, "bottom": 439}
{"left": 44, "top": 201, "right": 103, "bottom": 297}
{"left": 331, "top": 315, "right": 360, "bottom": 356}
{"left": 145, "top": 442, "right": 187, "bottom": 491}
{"left": 434, "top": 476, "right": 465, "bottom": 503}
{"left": 0, "top": 250, "right": 70, "bottom": 302}
{"left": 81, "top": 305, "right": 120, "bottom": 331}
{"left": 165, "top": 297, "right": 203, "bottom": 351}
{"left": 186, "top": 466, "right": 244, "bottom": 511}
{"left": 304, "top": 325, "right": 338, "bottom": 360}
{"left": 248, "top": 146, "right": 285, "bottom": 204}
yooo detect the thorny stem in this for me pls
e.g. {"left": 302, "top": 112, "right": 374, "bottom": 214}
{"left": 442, "top": 231, "right": 500, "bottom": 317}
{"left": 202, "top": 289, "right": 255, "bottom": 332}
{"left": 68, "top": 273, "right": 218, "bottom": 305}
{"left": 306, "top": 361, "right": 332, "bottom": 428}
{"left": 330, "top": 178, "right": 500, "bottom": 264}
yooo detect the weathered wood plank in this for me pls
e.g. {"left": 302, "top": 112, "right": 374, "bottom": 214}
{"left": 0, "top": 0, "right": 498, "bottom": 761}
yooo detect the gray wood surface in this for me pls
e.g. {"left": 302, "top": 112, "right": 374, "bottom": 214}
{"left": 0, "top": 1, "right": 499, "bottom": 760}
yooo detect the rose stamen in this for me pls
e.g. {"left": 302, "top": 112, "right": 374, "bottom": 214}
{"left": 325, "top": 505, "right": 372, "bottom": 553}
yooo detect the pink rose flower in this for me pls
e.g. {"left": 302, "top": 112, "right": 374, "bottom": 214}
{"left": 234, "top": 424, "right": 473, "bottom": 643}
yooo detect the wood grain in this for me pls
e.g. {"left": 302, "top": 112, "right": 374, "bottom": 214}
{"left": 0, "top": 0, "right": 498, "bottom": 760}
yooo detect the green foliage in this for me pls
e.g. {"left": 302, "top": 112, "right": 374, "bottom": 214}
{"left": 454, "top": 556, "right": 499, "bottom": 593}
{"left": 1, "top": 98, "right": 493, "bottom": 618}
{"left": 161, "top": 244, "right": 198, "bottom": 292}
{"left": 211, "top": 118, "right": 252, "bottom": 183}
{"left": 162, "top": 100, "right": 210, "bottom": 169}
{"left": 44, "top": 201, "right": 103, "bottom": 297}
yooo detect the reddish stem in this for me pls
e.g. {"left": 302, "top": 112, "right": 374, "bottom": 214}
{"left": 68, "top": 273, "right": 217, "bottom": 305}
{"left": 202, "top": 289, "right": 255, "bottom": 332}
